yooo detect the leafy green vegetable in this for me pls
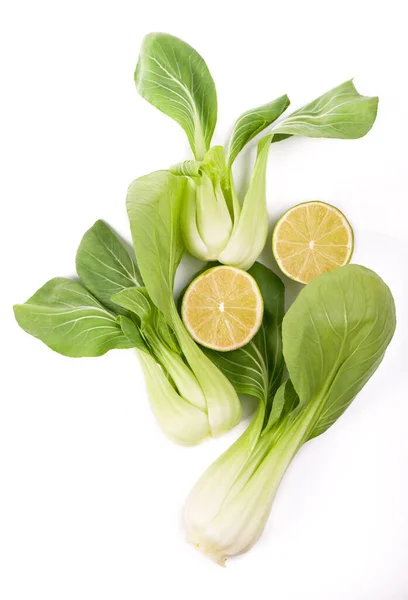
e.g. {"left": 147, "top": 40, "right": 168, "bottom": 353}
{"left": 111, "top": 286, "right": 153, "bottom": 322}
{"left": 112, "top": 286, "right": 179, "bottom": 352}
{"left": 133, "top": 33, "right": 287, "bottom": 268}
{"left": 262, "top": 379, "right": 299, "bottom": 436}
{"left": 184, "top": 265, "right": 396, "bottom": 564}
{"left": 126, "top": 170, "right": 185, "bottom": 320}
{"left": 14, "top": 218, "right": 234, "bottom": 444}
{"left": 176, "top": 128, "right": 279, "bottom": 269}
{"left": 135, "top": 32, "right": 217, "bottom": 160}
{"left": 117, "top": 313, "right": 209, "bottom": 445}
{"left": 135, "top": 34, "right": 379, "bottom": 272}
{"left": 113, "top": 287, "right": 206, "bottom": 412}
{"left": 126, "top": 169, "right": 242, "bottom": 437}
{"left": 117, "top": 315, "right": 149, "bottom": 352}
{"left": 74, "top": 197, "right": 221, "bottom": 435}
{"left": 227, "top": 95, "right": 290, "bottom": 166}
{"left": 283, "top": 265, "right": 395, "bottom": 440}
{"left": 14, "top": 278, "right": 132, "bottom": 357}
{"left": 271, "top": 80, "right": 378, "bottom": 140}
{"left": 76, "top": 220, "right": 142, "bottom": 314}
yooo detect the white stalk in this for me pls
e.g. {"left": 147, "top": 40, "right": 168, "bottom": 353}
{"left": 180, "top": 178, "right": 209, "bottom": 261}
{"left": 147, "top": 327, "right": 207, "bottom": 411}
{"left": 170, "top": 303, "right": 242, "bottom": 437}
{"left": 195, "top": 172, "right": 232, "bottom": 259}
{"left": 137, "top": 350, "right": 210, "bottom": 445}
{"left": 182, "top": 172, "right": 233, "bottom": 261}
{"left": 184, "top": 399, "right": 317, "bottom": 563}
{"left": 218, "top": 135, "right": 272, "bottom": 270}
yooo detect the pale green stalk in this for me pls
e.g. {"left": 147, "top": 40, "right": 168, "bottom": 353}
{"left": 145, "top": 322, "right": 207, "bottom": 411}
{"left": 169, "top": 303, "right": 242, "bottom": 436}
{"left": 137, "top": 350, "right": 210, "bottom": 445}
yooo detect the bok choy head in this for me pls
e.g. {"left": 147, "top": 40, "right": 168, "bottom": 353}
{"left": 14, "top": 220, "right": 216, "bottom": 445}
{"left": 135, "top": 33, "right": 378, "bottom": 271}
{"left": 184, "top": 264, "right": 396, "bottom": 564}
{"left": 126, "top": 169, "right": 242, "bottom": 438}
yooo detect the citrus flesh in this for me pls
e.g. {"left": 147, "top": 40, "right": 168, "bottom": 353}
{"left": 181, "top": 266, "right": 264, "bottom": 352}
{"left": 272, "top": 201, "right": 353, "bottom": 284}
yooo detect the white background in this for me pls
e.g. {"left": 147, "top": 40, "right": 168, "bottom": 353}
{"left": 1, "top": 1, "right": 407, "bottom": 598}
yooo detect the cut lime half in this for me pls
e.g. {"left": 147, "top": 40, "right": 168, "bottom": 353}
{"left": 272, "top": 200, "right": 354, "bottom": 284}
{"left": 181, "top": 266, "right": 264, "bottom": 352}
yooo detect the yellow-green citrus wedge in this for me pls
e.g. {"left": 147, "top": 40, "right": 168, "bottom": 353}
{"left": 181, "top": 266, "right": 264, "bottom": 352}
{"left": 272, "top": 201, "right": 354, "bottom": 284}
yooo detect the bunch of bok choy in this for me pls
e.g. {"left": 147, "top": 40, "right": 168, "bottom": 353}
{"left": 14, "top": 219, "right": 241, "bottom": 445}
{"left": 184, "top": 264, "right": 396, "bottom": 563}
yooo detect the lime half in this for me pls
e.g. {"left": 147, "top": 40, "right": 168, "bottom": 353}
{"left": 272, "top": 201, "right": 354, "bottom": 284}
{"left": 181, "top": 266, "right": 264, "bottom": 352}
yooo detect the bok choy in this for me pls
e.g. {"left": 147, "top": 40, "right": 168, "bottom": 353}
{"left": 126, "top": 170, "right": 242, "bottom": 438}
{"left": 135, "top": 33, "right": 378, "bottom": 270}
{"left": 13, "top": 220, "right": 237, "bottom": 445}
{"left": 184, "top": 264, "right": 396, "bottom": 564}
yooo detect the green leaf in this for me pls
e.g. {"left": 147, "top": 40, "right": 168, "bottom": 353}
{"left": 262, "top": 379, "right": 299, "bottom": 436}
{"left": 117, "top": 315, "right": 149, "bottom": 353}
{"left": 112, "top": 287, "right": 179, "bottom": 354}
{"left": 135, "top": 32, "right": 217, "bottom": 160}
{"left": 76, "top": 220, "right": 142, "bottom": 314}
{"left": 204, "top": 262, "right": 285, "bottom": 406}
{"left": 14, "top": 278, "right": 132, "bottom": 357}
{"left": 227, "top": 94, "right": 290, "bottom": 165}
{"left": 151, "top": 308, "right": 180, "bottom": 354}
{"left": 272, "top": 80, "right": 378, "bottom": 140}
{"left": 111, "top": 287, "right": 152, "bottom": 323}
{"left": 126, "top": 170, "right": 186, "bottom": 320}
{"left": 282, "top": 264, "right": 396, "bottom": 440}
